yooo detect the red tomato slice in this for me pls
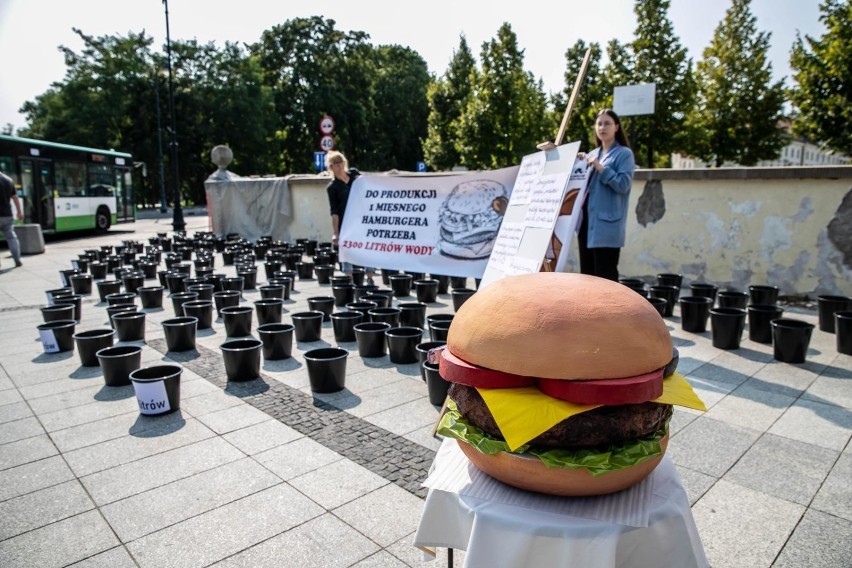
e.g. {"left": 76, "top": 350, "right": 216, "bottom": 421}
{"left": 439, "top": 349, "right": 536, "bottom": 388}
{"left": 537, "top": 369, "right": 664, "bottom": 405}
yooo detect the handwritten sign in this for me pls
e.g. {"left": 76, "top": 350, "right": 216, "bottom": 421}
{"left": 480, "top": 141, "right": 588, "bottom": 289}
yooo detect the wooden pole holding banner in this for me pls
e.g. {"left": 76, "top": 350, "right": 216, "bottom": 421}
{"left": 536, "top": 47, "right": 593, "bottom": 151}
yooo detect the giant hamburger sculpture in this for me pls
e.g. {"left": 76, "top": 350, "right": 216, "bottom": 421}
{"left": 436, "top": 272, "right": 706, "bottom": 496}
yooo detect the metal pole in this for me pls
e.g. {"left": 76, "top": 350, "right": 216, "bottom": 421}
{"left": 154, "top": 72, "right": 167, "bottom": 213}
{"left": 163, "top": 0, "right": 185, "bottom": 232}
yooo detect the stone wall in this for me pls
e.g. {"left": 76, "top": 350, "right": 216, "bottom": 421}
{"left": 281, "top": 166, "right": 852, "bottom": 297}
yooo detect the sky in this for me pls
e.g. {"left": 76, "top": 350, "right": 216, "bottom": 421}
{"left": 0, "top": 0, "right": 826, "bottom": 132}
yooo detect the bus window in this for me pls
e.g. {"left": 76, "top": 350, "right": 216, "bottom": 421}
{"left": 55, "top": 161, "right": 87, "bottom": 197}
{"left": 87, "top": 163, "right": 115, "bottom": 197}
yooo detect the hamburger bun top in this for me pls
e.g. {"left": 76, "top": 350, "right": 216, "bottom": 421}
{"left": 447, "top": 273, "right": 672, "bottom": 380}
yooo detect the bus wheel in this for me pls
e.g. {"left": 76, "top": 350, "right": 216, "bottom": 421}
{"left": 96, "top": 207, "right": 111, "bottom": 232}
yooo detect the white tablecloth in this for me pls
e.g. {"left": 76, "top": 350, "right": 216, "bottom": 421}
{"left": 413, "top": 439, "right": 708, "bottom": 568}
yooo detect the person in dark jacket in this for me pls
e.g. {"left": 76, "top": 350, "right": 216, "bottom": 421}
{"left": 326, "top": 151, "right": 375, "bottom": 283}
{"left": 577, "top": 109, "right": 635, "bottom": 281}
{"left": 0, "top": 171, "right": 23, "bottom": 268}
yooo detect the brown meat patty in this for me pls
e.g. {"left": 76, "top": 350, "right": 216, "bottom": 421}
{"left": 449, "top": 383, "right": 673, "bottom": 449}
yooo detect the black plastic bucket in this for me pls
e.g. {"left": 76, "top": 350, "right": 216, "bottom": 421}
{"left": 385, "top": 326, "right": 423, "bottom": 364}
{"left": 221, "top": 306, "right": 253, "bottom": 337}
{"left": 54, "top": 294, "right": 83, "bottom": 322}
{"left": 291, "top": 311, "right": 324, "bottom": 342}
{"left": 649, "top": 285, "right": 679, "bottom": 317}
{"left": 70, "top": 274, "right": 93, "bottom": 296}
{"left": 112, "top": 311, "right": 147, "bottom": 342}
{"left": 771, "top": 319, "right": 815, "bottom": 363}
{"left": 73, "top": 328, "right": 116, "bottom": 366}
{"left": 220, "top": 339, "right": 263, "bottom": 382}
{"left": 368, "top": 307, "right": 401, "bottom": 327}
{"left": 255, "top": 298, "right": 285, "bottom": 325}
{"left": 748, "top": 285, "right": 779, "bottom": 306}
{"left": 817, "top": 295, "right": 852, "bottom": 333}
{"left": 416, "top": 340, "right": 446, "bottom": 381}
{"left": 429, "top": 319, "right": 453, "bottom": 342}
{"left": 330, "top": 311, "right": 364, "bottom": 343}
{"left": 389, "top": 274, "right": 413, "bottom": 297}
{"left": 414, "top": 279, "right": 439, "bottom": 304}
{"left": 37, "top": 319, "right": 77, "bottom": 353}
{"left": 717, "top": 290, "right": 748, "bottom": 310}
{"left": 137, "top": 286, "right": 165, "bottom": 309}
{"left": 97, "top": 344, "right": 142, "bottom": 387}
{"left": 354, "top": 322, "right": 391, "bottom": 357}
{"left": 747, "top": 304, "right": 784, "bottom": 344}
{"left": 304, "top": 347, "right": 348, "bottom": 393}
{"left": 162, "top": 317, "right": 197, "bottom": 352}
{"left": 679, "top": 296, "right": 713, "bottom": 333}
{"left": 182, "top": 300, "right": 214, "bottom": 329}
{"left": 397, "top": 302, "right": 427, "bottom": 329}
{"left": 213, "top": 290, "right": 241, "bottom": 317}
{"left": 41, "top": 303, "right": 76, "bottom": 323}
{"left": 306, "top": 296, "right": 334, "bottom": 322}
{"left": 836, "top": 311, "right": 852, "bottom": 355}
{"left": 424, "top": 361, "right": 450, "bottom": 405}
{"left": 331, "top": 284, "right": 355, "bottom": 307}
{"left": 710, "top": 308, "right": 746, "bottom": 350}
{"left": 257, "top": 323, "right": 295, "bottom": 360}
{"left": 129, "top": 364, "right": 182, "bottom": 415}
{"left": 451, "top": 288, "right": 475, "bottom": 312}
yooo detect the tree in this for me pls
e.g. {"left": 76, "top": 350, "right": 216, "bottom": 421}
{"left": 627, "top": 0, "right": 696, "bottom": 167}
{"left": 455, "top": 23, "right": 550, "bottom": 169}
{"left": 423, "top": 36, "right": 476, "bottom": 170}
{"left": 251, "top": 17, "right": 374, "bottom": 173}
{"left": 688, "top": 0, "right": 786, "bottom": 166}
{"left": 360, "top": 45, "right": 430, "bottom": 170}
{"left": 20, "top": 29, "right": 155, "bottom": 150}
{"left": 790, "top": 0, "right": 852, "bottom": 155}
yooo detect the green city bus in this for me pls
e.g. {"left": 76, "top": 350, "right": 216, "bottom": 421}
{"left": 0, "top": 134, "right": 134, "bottom": 233}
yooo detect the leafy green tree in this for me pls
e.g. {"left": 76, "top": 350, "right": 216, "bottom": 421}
{"left": 627, "top": 0, "right": 696, "bottom": 167}
{"left": 20, "top": 29, "right": 154, "bottom": 150}
{"left": 159, "top": 39, "right": 276, "bottom": 203}
{"left": 251, "top": 17, "right": 373, "bottom": 172}
{"left": 455, "top": 23, "right": 550, "bottom": 169}
{"left": 359, "top": 45, "right": 430, "bottom": 170}
{"left": 790, "top": 0, "right": 852, "bottom": 155}
{"left": 423, "top": 36, "right": 477, "bottom": 170}
{"left": 689, "top": 0, "right": 786, "bottom": 166}
{"left": 19, "top": 29, "right": 166, "bottom": 206}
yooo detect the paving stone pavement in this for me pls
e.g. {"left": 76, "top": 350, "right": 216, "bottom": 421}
{"left": 0, "top": 214, "right": 850, "bottom": 567}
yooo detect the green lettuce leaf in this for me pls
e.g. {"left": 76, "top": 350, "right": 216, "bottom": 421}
{"left": 437, "top": 400, "right": 669, "bottom": 477}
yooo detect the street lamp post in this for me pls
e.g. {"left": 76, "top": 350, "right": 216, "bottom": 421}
{"left": 162, "top": 0, "right": 185, "bottom": 232}
{"left": 153, "top": 72, "right": 168, "bottom": 213}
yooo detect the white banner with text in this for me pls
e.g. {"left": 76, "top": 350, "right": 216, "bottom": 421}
{"left": 339, "top": 168, "right": 519, "bottom": 278}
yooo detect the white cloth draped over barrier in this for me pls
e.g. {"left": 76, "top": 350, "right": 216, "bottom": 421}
{"left": 204, "top": 177, "right": 292, "bottom": 242}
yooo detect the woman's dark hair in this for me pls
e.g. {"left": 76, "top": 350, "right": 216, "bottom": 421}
{"left": 595, "top": 108, "right": 631, "bottom": 148}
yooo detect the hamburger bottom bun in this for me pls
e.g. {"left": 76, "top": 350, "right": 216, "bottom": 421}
{"left": 456, "top": 434, "right": 669, "bottom": 497}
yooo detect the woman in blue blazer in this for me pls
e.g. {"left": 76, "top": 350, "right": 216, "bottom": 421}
{"left": 577, "top": 108, "right": 635, "bottom": 281}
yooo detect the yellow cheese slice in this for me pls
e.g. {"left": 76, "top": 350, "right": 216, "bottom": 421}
{"left": 478, "top": 371, "right": 706, "bottom": 451}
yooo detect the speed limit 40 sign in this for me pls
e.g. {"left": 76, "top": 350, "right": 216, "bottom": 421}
{"left": 319, "top": 135, "right": 335, "bottom": 151}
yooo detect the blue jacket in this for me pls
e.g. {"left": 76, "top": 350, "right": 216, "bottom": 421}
{"left": 584, "top": 142, "right": 635, "bottom": 248}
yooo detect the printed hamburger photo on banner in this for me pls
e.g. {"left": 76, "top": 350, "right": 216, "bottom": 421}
{"left": 437, "top": 179, "right": 509, "bottom": 260}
